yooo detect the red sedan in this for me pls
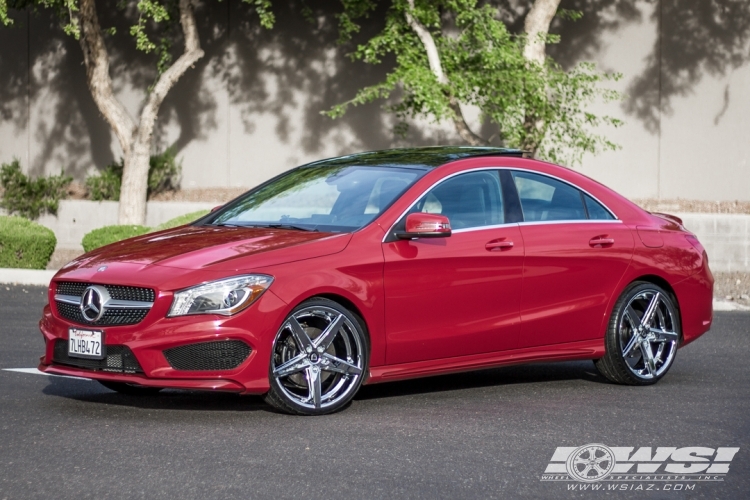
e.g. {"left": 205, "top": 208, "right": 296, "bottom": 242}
{"left": 38, "top": 147, "right": 713, "bottom": 415}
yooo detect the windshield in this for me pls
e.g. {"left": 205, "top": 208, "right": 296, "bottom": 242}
{"left": 208, "top": 165, "right": 424, "bottom": 232}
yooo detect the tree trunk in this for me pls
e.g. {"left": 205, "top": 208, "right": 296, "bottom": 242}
{"left": 523, "top": 0, "right": 562, "bottom": 65}
{"left": 77, "top": 0, "right": 204, "bottom": 225}
{"left": 404, "top": 0, "right": 485, "bottom": 146}
{"left": 522, "top": 0, "right": 562, "bottom": 155}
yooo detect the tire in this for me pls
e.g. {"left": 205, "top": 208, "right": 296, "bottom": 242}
{"left": 594, "top": 281, "right": 681, "bottom": 385}
{"left": 264, "top": 297, "right": 369, "bottom": 416}
{"left": 98, "top": 381, "right": 163, "bottom": 395}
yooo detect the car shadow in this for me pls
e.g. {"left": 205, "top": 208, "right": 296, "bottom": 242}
{"left": 40, "top": 360, "right": 607, "bottom": 411}
{"left": 41, "top": 376, "right": 268, "bottom": 412}
{"left": 356, "top": 360, "right": 608, "bottom": 401}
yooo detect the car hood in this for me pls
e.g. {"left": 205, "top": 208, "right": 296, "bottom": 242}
{"left": 58, "top": 226, "right": 352, "bottom": 280}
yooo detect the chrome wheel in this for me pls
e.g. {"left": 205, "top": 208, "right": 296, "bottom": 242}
{"left": 618, "top": 288, "right": 679, "bottom": 380}
{"left": 269, "top": 303, "right": 365, "bottom": 413}
{"left": 595, "top": 282, "right": 681, "bottom": 385}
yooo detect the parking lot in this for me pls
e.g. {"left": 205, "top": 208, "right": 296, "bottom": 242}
{"left": 0, "top": 284, "right": 748, "bottom": 499}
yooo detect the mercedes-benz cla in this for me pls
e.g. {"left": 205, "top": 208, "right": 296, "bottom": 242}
{"left": 39, "top": 147, "right": 713, "bottom": 415}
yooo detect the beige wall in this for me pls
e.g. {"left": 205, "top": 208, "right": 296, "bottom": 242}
{"left": 1, "top": 0, "right": 749, "bottom": 201}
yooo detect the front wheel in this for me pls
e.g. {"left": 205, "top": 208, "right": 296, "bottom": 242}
{"left": 265, "top": 298, "right": 369, "bottom": 416}
{"left": 595, "top": 282, "right": 681, "bottom": 385}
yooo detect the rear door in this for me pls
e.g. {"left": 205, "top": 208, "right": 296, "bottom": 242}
{"left": 510, "top": 170, "right": 635, "bottom": 348}
{"left": 383, "top": 170, "right": 525, "bottom": 365}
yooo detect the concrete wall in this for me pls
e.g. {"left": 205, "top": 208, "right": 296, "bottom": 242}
{"left": 678, "top": 213, "right": 750, "bottom": 273}
{"left": 28, "top": 200, "right": 216, "bottom": 250}
{"left": 0, "top": 1, "right": 749, "bottom": 201}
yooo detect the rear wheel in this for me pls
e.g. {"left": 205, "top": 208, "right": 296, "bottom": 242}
{"left": 98, "top": 381, "right": 163, "bottom": 395}
{"left": 265, "top": 298, "right": 368, "bottom": 416}
{"left": 595, "top": 282, "right": 680, "bottom": 385}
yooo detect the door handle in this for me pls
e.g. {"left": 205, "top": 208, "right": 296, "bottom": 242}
{"left": 485, "top": 239, "right": 514, "bottom": 251}
{"left": 589, "top": 236, "right": 615, "bottom": 248}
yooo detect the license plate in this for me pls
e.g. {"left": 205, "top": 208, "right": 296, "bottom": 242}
{"left": 68, "top": 328, "right": 106, "bottom": 360}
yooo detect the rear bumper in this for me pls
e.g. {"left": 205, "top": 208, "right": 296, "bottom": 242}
{"left": 674, "top": 259, "right": 714, "bottom": 347}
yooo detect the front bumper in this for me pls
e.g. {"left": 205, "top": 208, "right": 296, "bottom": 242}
{"left": 38, "top": 289, "right": 289, "bottom": 394}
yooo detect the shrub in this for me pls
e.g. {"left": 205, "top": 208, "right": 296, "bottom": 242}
{"left": 152, "top": 209, "right": 210, "bottom": 232}
{"left": 84, "top": 149, "right": 182, "bottom": 201}
{"left": 85, "top": 162, "right": 122, "bottom": 201}
{"left": 0, "top": 216, "right": 57, "bottom": 269}
{"left": 82, "top": 225, "right": 151, "bottom": 253}
{"left": 0, "top": 159, "right": 72, "bottom": 219}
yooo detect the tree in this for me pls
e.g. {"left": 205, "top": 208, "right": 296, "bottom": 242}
{"left": 0, "top": 0, "right": 274, "bottom": 225}
{"left": 329, "top": 0, "right": 622, "bottom": 166}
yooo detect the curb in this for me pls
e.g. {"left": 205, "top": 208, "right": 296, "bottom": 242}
{"left": 712, "top": 299, "right": 750, "bottom": 312}
{"left": 0, "top": 269, "right": 57, "bottom": 287}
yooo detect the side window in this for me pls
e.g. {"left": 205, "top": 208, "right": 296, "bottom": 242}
{"left": 584, "top": 194, "right": 615, "bottom": 220}
{"left": 411, "top": 171, "right": 504, "bottom": 230}
{"left": 512, "top": 171, "right": 586, "bottom": 222}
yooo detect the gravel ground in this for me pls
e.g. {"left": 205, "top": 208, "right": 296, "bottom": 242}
{"left": 714, "top": 271, "right": 750, "bottom": 304}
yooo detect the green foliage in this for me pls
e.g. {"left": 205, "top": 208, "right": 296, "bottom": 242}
{"left": 85, "top": 161, "right": 123, "bottom": 201}
{"left": 330, "top": 0, "right": 622, "bottom": 166}
{"left": 0, "top": 216, "right": 56, "bottom": 269}
{"left": 152, "top": 209, "right": 209, "bottom": 231}
{"left": 84, "top": 149, "right": 182, "bottom": 201}
{"left": 82, "top": 225, "right": 150, "bottom": 252}
{"left": 0, "top": 159, "right": 72, "bottom": 219}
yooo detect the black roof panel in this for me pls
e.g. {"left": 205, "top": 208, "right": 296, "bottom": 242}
{"left": 302, "top": 146, "right": 524, "bottom": 170}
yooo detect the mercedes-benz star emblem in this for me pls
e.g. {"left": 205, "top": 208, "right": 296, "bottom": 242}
{"left": 80, "top": 286, "right": 105, "bottom": 322}
{"left": 97, "top": 266, "right": 107, "bottom": 272}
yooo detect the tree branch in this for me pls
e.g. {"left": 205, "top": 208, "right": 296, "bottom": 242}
{"left": 523, "top": 0, "right": 562, "bottom": 65}
{"left": 77, "top": 0, "right": 137, "bottom": 153}
{"left": 404, "top": 0, "right": 485, "bottom": 146}
{"left": 136, "top": 0, "right": 205, "bottom": 146}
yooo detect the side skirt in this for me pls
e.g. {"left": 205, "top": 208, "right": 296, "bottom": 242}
{"left": 366, "top": 339, "right": 605, "bottom": 385}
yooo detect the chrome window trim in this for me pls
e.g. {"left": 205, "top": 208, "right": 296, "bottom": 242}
{"left": 517, "top": 219, "right": 623, "bottom": 227}
{"left": 382, "top": 166, "right": 620, "bottom": 242}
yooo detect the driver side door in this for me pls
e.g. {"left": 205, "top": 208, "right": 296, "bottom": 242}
{"left": 382, "top": 170, "right": 525, "bottom": 365}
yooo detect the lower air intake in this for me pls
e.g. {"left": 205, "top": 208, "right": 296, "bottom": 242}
{"left": 52, "top": 340, "right": 143, "bottom": 374}
{"left": 163, "top": 340, "right": 251, "bottom": 371}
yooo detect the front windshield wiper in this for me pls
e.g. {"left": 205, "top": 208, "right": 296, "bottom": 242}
{"left": 257, "top": 223, "right": 318, "bottom": 232}
{"left": 213, "top": 222, "right": 318, "bottom": 232}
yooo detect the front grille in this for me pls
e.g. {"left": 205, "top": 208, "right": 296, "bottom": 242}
{"left": 55, "top": 301, "right": 149, "bottom": 326}
{"left": 54, "top": 281, "right": 154, "bottom": 326}
{"left": 163, "top": 340, "right": 251, "bottom": 371}
{"left": 56, "top": 282, "right": 155, "bottom": 303}
{"left": 52, "top": 339, "right": 143, "bottom": 373}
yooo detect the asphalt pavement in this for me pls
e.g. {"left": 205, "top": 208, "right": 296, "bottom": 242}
{"left": 0, "top": 285, "right": 748, "bottom": 499}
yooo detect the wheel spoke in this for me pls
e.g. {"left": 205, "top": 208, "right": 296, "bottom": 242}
{"left": 289, "top": 317, "right": 314, "bottom": 353}
{"left": 641, "top": 292, "right": 661, "bottom": 327}
{"left": 650, "top": 328, "right": 678, "bottom": 343}
{"left": 640, "top": 340, "right": 656, "bottom": 376}
{"left": 273, "top": 353, "right": 309, "bottom": 378}
{"left": 313, "top": 314, "right": 345, "bottom": 351}
{"left": 622, "top": 332, "right": 640, "bottom": 357}
{"left": 306, "top": 366, "right": 322, "bottom": 409}
{"left": 625, "top": 306, "right": 641, "bottom": 331}
{"left": 321, "top": 353, "right": 362, "bottom": 375}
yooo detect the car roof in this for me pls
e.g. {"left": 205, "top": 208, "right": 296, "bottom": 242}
{"left": 302, "top": 146, "right": 524, "bottom": 170}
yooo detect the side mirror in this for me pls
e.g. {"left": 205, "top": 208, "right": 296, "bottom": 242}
{"left": 211, "top": 205, "right": 223, "bottom": 212}
{"left": 396, "top": 213, "right": 452, "bottom": 239}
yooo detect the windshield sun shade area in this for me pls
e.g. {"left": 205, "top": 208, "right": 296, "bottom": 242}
{"left": 208, "top": 165, "right": 424, "bottom": 233}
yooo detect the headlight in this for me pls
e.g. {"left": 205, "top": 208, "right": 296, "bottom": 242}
{"left": 168, "top": 275, "right": 273, "bottom": 317}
